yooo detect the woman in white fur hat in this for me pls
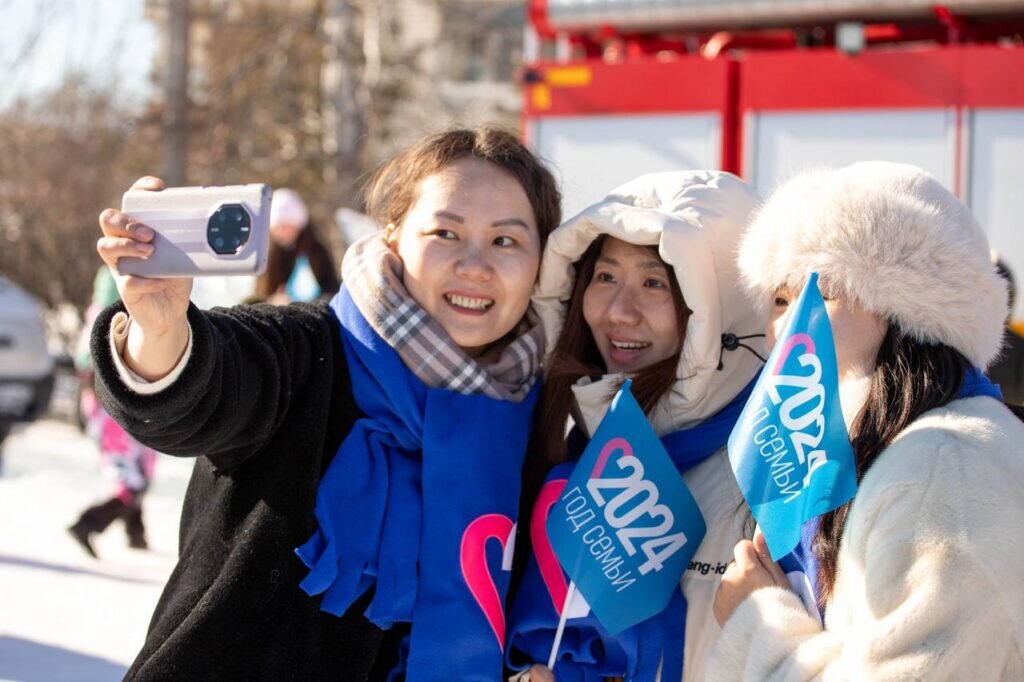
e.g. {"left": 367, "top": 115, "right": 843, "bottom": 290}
{"left": 710, "top": 162, "right": 1024, "bottom": 680}
{"left": 506, "top": 171, "right": 766, "bottom": 682}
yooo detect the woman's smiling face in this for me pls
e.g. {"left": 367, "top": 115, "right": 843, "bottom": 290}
{"left": 582, "top": 237, "right": 682, "bottom": 374}
{"left": 387, "top": 157, "right": 542, "bottom": 356}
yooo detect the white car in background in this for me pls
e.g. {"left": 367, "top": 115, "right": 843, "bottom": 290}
{"left": 0, "top": 276, "right": 54, "bottom": 448}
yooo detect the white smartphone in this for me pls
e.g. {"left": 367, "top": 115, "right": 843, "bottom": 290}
{"left": 118, "top": 183, "right": 271, "bottom": 278}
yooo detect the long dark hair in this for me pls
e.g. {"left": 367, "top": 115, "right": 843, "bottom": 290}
{"left": 520, "top": 235, "right": 691, "bottom": 532}
{"left": 813, "top": 327, "right": 1024, "bottom": 603}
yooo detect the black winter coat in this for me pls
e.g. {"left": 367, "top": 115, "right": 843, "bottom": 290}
{"left": 92, "top": 301, "right": 404, "bottom": 681}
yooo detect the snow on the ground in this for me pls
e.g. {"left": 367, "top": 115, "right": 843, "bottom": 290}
{"left": 0, "top": 419, "right": 193, "bottom": 682}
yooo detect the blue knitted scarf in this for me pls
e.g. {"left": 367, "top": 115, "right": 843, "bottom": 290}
{"left": 506, "top": 379, "right": 756, "bottom": 681}
{"left": 296, "top": 287, "right": 540, "bottom": 680}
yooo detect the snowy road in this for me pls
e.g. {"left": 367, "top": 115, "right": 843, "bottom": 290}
{"left": 0, "top": 419, "right": 193, "bottom": 682}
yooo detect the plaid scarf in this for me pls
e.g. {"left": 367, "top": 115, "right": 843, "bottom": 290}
{"left": 342, "top": 233, "right": 543, "bottom": 401}
{"left": 297, "top": 234, "right": 545, "bottom": 680}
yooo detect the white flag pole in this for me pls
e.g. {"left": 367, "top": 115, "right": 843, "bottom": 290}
{"left": 544, "top": 577, "right": 577, "bottom": 667}
{"left": 547, "top": 580, "right": 577, "bottom": 670}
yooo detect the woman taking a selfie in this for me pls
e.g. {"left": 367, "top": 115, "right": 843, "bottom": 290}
{"left": 506, "top": 171, "right": 765, "bottom": 682}
{"left": 710, "top": 162, "right": 1024, "bottom": 680}
{"left": 91, "top": 126, "right": 560, "bottom": 681}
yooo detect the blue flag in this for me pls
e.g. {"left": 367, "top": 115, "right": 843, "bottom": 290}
{"left": 547, "top": 381, "right": 707, "bottom": 634}
{"left": 727, "top": 273, "right": 858, "bottom": 560}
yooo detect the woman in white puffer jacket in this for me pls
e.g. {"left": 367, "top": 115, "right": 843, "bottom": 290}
{"left": 711, "top": 161, "right": 1024, "bottom": 681}
{"left": 507, "top": 170, "right": 766, "bottom": 682}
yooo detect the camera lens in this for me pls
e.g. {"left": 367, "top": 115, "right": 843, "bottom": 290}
{"left": 208, "top": 203, "right": 252, "bottom": 255}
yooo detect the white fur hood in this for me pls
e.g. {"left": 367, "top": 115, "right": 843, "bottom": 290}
{"left": 533, "top": 170, "right": 766, "bottom": 434}
{"left": 739, "top": 161, "right": 1008, "bottom": 368}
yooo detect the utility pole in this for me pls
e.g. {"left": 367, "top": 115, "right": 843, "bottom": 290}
{"left": 321, "top": 0, "right": 366, "bottom": 210}
{"left": 165, "top": 0, "right": 190, "bottom": 185}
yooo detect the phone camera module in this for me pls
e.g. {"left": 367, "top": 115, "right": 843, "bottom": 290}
{"left": 207, "top": 204, "right": 251, "bottom": 255}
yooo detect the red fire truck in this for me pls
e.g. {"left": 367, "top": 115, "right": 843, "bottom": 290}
{"left": 520, "top": 0, "right": 1024, "bottom": 323}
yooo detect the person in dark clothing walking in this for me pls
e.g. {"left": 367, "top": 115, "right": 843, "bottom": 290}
{"left": 91, "top": 126, "right": 561, "bottom": 681}
{"left": 988, "top": 259, "right": 1024, "bottom": 404}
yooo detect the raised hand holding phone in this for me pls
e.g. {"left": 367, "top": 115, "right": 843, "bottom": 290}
{"left": 96, "top": 176, "right": 191, "bottom": 382}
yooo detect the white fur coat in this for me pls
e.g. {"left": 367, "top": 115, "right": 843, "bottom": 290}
{"left": 707, "top": 396, "right": 1024, "bottom": 680}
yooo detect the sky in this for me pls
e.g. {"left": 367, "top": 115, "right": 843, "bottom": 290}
{"left": 0, "top": 0, "right": 159, "bottom": 109}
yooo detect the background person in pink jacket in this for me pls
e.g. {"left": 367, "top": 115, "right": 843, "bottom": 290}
{"left": 69, "top": 267, "right": 157, "bottom": 557}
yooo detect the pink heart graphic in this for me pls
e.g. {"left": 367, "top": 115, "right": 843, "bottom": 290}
{"left": 461, "top": 513, "right": 516, "bottom": 650}
{"left": 769, "top": 332, "right": 815, "bottom": 375}
{"left": 531, "top": 479, "right": 569, "bottom": 613}
{"left": 590, "top": 436, "right": 633, "bottom": 478}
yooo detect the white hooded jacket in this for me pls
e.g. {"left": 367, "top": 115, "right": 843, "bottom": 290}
{"left": 533, "top": 170, "right": 764, "bottom": 681}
